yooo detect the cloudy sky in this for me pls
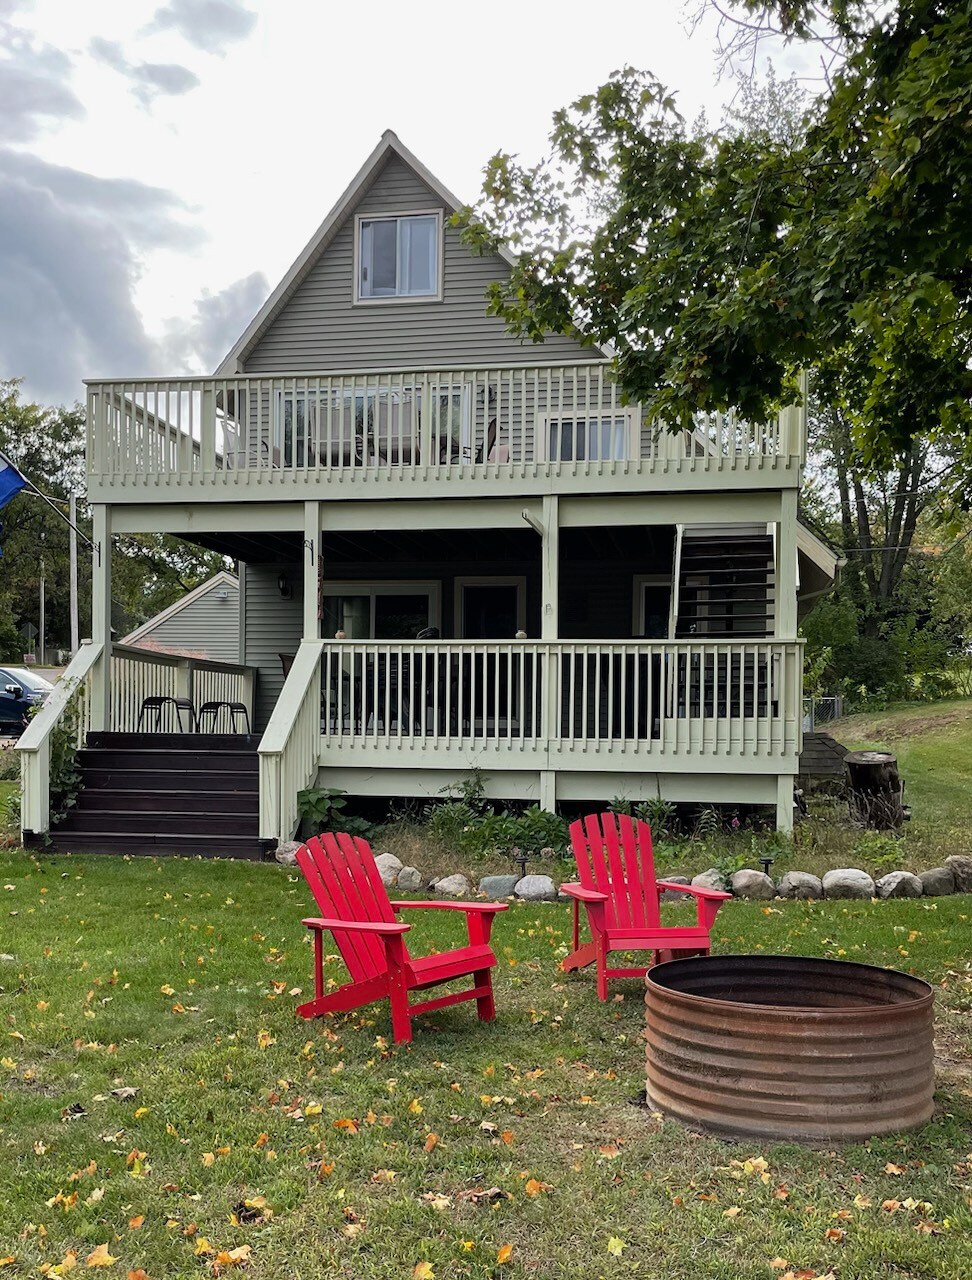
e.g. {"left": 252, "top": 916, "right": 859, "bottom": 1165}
{"left": 0, "top": 0, "right": 800, "bottom": 406}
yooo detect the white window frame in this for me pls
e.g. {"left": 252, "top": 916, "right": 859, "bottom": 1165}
{"left": 322, "top": 581, "right": 442, "bottom": 639}
{"left": 454, "top": 576, "right": 528, "bottom": 639}
{"left": 542, "top": 410, "right": 637, "bottom": 462}
{"left": 632, "top": 574, "right": 675, "bottom": 640}
{"left": 353, "top": 209, "right": 444, "bottom": 304}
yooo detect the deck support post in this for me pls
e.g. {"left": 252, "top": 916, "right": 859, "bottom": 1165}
{"left": 540, "top": 496, "right": 559, "bottom": 811}
{"left": 776, "top": 773, "right": 795, "bottom": 834}
{"left": 303, "top": 501, "right": 322, "bottom": 641}
{"left": 89, "top": 504, "right": 112, "bottom": 732}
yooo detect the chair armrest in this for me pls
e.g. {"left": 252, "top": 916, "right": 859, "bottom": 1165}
{"left": 301, "top": 916, "right": 410, "bottom": 935}
{"left": 560, "top": 884, "right": 608, "bottom": 902}
{"left": 390, "top": 900, "right": 509, "bottom": 914}
{"left": 656, "top": 883, "right": 732, "bottom": 902}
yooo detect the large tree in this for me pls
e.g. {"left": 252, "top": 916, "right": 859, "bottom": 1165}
{"left": 459, "top": 0, "right": 972, "bottom": 500}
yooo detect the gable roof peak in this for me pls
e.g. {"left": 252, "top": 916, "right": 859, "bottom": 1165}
{"left": 216, "top": 128, "right": 500, "bottom": 375}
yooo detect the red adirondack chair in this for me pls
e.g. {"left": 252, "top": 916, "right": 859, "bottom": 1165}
{"left": 562, "top": 812, "right": 731, "bottom": 999}
{"left": 295, "top": 832, "right": 508, "bottom": 1043}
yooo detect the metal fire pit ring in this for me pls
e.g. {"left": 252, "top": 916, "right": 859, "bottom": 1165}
{"left": 645, "top": 954, "right": 935, "bottom": 1143}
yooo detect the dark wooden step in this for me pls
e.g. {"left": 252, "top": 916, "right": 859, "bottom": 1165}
{"left": 58, "top": 810, "right": 258, "bottom": 836}
{"left": 75, "top": 789, "right": 259, "bottom": 814}
{"left": 83, "top": 768, "right": 260, "bottom": 792}
{"left": 38, "top": 831, "right": 270, "bottom": 860}
{"left": 77, "top": 748, "right": 258, "bottom": 773}
{"left": 87, "top": 731, "right": 260, "bottom": 752}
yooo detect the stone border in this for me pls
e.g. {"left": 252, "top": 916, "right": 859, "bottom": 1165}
{"left": 275, "top": 843, "right": 972, "bottom": 904}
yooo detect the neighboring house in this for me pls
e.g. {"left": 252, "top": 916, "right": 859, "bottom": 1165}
{"left": 121, "top": 571, "right": 240, "bottom": 663}
{"left": 19, "top": 130, "right": 837, "bottom": 856}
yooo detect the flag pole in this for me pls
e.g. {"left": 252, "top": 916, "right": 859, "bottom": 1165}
{"left": 0, "top": 449, "right": 99, "bottom": 562}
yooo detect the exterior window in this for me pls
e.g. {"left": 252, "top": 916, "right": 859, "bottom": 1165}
{"left": 322, "top": 582, "right": 441, "bottom": 640}
{"left": 357, "top": 213, "right": 439, "bottom": 300}
{"left": 547, "top": 415, "right": 630, "bottom": 462}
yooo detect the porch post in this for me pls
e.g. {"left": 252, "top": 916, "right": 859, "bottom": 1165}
{"left": 303, "top": 501, "right": 322, "bottom": 641}
{"left": 775, "top": 490, "right": 798, "bottom": 638}
{"left": 775, "top": 489, "right": 799, "bottom": 833}
{"left": 89, "top": 504, "right": 112, "bottom": 732}
{"left": 540, "top": 495, "right": 559, "bottom": 811}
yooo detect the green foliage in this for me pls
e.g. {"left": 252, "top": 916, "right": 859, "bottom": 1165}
{"left": 692, "top": 807, "right": 722, "bottom": 841}
{"left": 427, "top": 795, "right": 568, "bottom": 861}
{"left": 296, "top": 786, "right": 378, "bottom": 841}
{"left": 2, "top": 786, "right": 20, "bottom": 835}
{"left": 633, "top": 797, "right": 678, "bottom": 836}
{"left": 852, "top": 829, "right": 905, "bottom": 870}
{"left": 0, "top": 746, "right": 20, "bottom": 782}
{"left": 438, "top": 769, "right": 491, "bottom": 816}
{"left": 459, "top": 4, "right": 972, "bottom": 504}
{"left": 47, "top": 684, "right": 83, "bottom": 827}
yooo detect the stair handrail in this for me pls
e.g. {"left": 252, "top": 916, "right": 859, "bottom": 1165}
{"left": 258, "top": 639, "right": 324, "bottom": 847}
{"left": 17, "top": 639, "right": 104, "bottom": 839}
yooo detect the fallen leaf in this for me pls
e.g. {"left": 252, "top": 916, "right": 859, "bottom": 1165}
{"left": 408, "top": 1098, "right": 423, "bottom": 1115}
{"left": 884, "top": 1162, "right": 906, "bottom": 1176}
{"left": 824, "top": 1227, "right": 845, "bottom": 1241}
{"left": 500, "top": 1130, "right": 514, "bottom": 1145}
{"left": 424, "top": 1133, "right": 439, "bottom": 1153}
{"left": 456, "top": 1186, "right": 509, "bottom": 1204}
{"left": 128, "top": 1272, "right": 151, "bottom": 1280}
{"left": 85, "top": 1244, "right": 118, "bottom": 1267}
{"left": 257, "top": 1030, "right": 275, "bottom": 1050}
{"left": 334, "top": 1118, "right": 359, "bottom": 1135}
{"left": 723, "top": 1206, "right": 742, "bottom": 1218}
{"left": 524, "top": 1177, "right": 552, "bottom": 1197}
{"left": 51, "top": 1253, "right": 78, "bottom": 1276}
{"left": 769, "top": 1260, "right": 789, "bottom": 1271}
{"left": 128, "top": 1216, "right": 144, "bottom": 1231}
{"left": 496, "top": 1244, "right": 513, "bottom": 1264}
{"left": 607, "top": 1237, "right": 626, "bottom": 1256}
{"left": 421, "top": 1192, "right": 451, "bottom": 1211}
{"left": 412, "top": 1265, "right": 434, "bottom": 1280}
{"left": 201, "top": 1151, "right": 215, "bottom": 1167}
{"left": 371, "top": 1169, "right": 397, "bottom": 1184}
{"left": 111, "top": 1087, "right": 139, "bottom": 1101}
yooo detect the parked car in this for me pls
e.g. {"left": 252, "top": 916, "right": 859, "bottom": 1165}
{"left": 0, "top": 667, "right": 54, "bottom": 734}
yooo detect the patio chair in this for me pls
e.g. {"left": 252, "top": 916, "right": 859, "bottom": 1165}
{"left": 295, "top": 832, "right": 508, "bottom": 1043}
{"left": 562, "top": 812, "right": 731, "bottom": 999}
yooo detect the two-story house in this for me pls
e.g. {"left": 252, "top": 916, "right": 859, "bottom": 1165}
{"left": 19, "top": 131, "right": 837, "bottom": 857}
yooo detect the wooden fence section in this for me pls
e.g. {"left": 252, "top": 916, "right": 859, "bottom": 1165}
{"left": 319, "top": 640, "right": 803, "bottom": 762}
{"left": 85, "top": 364, "right": 805, "bottom": 496}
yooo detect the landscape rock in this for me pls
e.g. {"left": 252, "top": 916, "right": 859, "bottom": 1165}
{"left": 822, "top": 868, "right": 876, "bottom": 899}
{"left": 730, "top": 869, "right": 776, "bottom": 900}
{"left": 691, "top": 868, "right": 727, "bottom": 893}
{"left": 919, "top": 866, "right": 955, "bottom": 896}
{"left": 396, "top": 866, "right": 423, "bottom": 892}
{"left": 658, "top": 875, "right": 691, "bottom": 902}
{"left": 433, "top": 873, "right": 471, "bottom": 897}
{"left": 479, "top": 874, "right": 519, "bottom": 899}
{"left": 514, "top": 874, "right": 558, "bottom": 902}
{"left": 777, "top": 871, "right": 823, "bottom": 900}
{"left": 945, "top": 855, "right": 972, "bottom": 894}
{"left": 374, "top": 852, "right": 404, "bottom": 886}
{"left": 274, "top": 841, "right": 301, "bottom": 867}
{"left": 875, "top": 870, "right": 924, "bottom": 899}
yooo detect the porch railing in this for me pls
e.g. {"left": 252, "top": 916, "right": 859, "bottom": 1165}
{"left": 258, "top": 639, "right": 324, "bottom": 845}
{"left": 17, "top": 643, "right": 257, "bottom": 838}
{"left": 85, "top": 363, "right": 805, "bottom": 490}
{"left": 321, "top": 640, "right": 803, "bottom": 759}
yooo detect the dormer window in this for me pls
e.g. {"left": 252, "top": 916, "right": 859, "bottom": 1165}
{"left": 356, "top": 212, "right": 441, "bottom": 302}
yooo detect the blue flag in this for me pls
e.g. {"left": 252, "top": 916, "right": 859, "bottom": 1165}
{"left": 0, "top": 453, "right": 26, "bottom": 510}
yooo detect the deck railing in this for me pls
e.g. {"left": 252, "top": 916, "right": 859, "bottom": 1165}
{"left": 85, "top": 363, "right": 805, "bottom": 492}
{"left": 321, "top": 639, "right": 803, "bottom": 759}
{"left": 17, "top": 643, "right": 257, "bottom": 838}
{"left": 258, "top": 640, "right": 324, "bottom": 845}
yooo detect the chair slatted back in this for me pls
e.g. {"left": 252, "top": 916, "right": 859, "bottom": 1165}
{"left": 296, "top": 833, "right": 403, "bottom": 982}
{"left": 569, "top": 812, "right": 660, "bottom": 930}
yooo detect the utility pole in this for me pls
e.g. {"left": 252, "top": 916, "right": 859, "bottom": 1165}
{"left": 69, "top": 493, "right": 79, "bottom": 656}
{"left": 39, "top": 532, "right": 46, "bottom": 666}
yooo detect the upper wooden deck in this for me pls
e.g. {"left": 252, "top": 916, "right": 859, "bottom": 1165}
{"left": 85, "top": 361, "right": 805, "bottom": 504}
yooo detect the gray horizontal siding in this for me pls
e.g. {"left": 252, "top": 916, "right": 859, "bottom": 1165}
{"left": 242, "top": 564, "right": 303, "bottom": 731}
{"left": 131, "top": 584, "right": 240, "bottom": 662}
{"left": 244, "top": 154, "right": 592, "bottom": 372}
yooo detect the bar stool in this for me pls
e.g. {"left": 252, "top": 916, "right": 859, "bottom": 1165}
{"left": 198, "top": 700, "right": 251, "bottom": 734}
{"left": 137, "top": 695, "right": 197, "bottom": 733}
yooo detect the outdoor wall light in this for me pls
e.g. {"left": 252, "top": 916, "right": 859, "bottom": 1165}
{"left": 277, "top": 573, "right": 292, "bottom": 599}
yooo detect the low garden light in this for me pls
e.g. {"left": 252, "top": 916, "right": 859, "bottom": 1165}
{"left": 510, "top": 845, "right": 530, "bottom": 880}
{"left": 758, "top": 855, "right": 774, "bottom": 877}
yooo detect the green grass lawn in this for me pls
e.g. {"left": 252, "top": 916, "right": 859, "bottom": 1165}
{"left": 0, "top": 851, "right": 969, "bottom": 1278}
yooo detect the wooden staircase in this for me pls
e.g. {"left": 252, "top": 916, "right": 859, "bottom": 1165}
{"left": 675, "top": 531, "right": 775, "bottom": 637}
{"left": 45, "top": 732, "right": 269, "bottom": 859}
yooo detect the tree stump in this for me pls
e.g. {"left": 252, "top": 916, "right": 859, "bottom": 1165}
{"left": 845, "top": 750, "right": 909, "bottom": 829}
